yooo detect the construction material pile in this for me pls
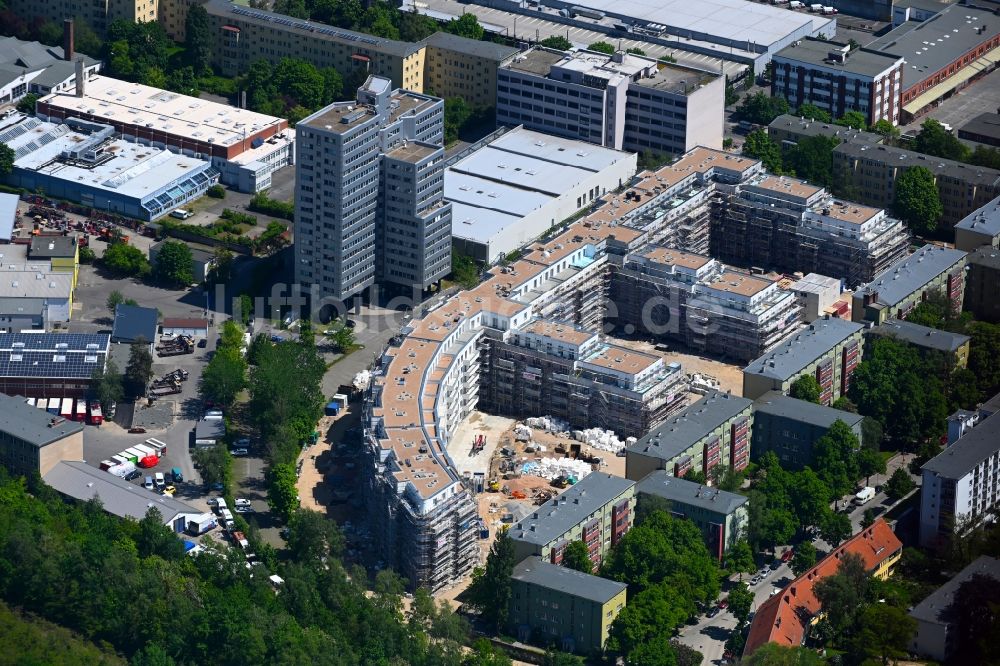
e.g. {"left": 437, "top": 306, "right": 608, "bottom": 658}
{"left": 519, "top": 457, "right": 593, "bottom": 481}
{"left": 526, "top": 416, "right": 571, "bottom": 433}
{"left": 572, "top": 427, "right": 628, "bottom": 454}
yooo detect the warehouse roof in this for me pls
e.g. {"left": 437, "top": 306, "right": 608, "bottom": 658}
{"left": 753, "top": 391, "right": 865, "bottom": 430}
{"left": 112, "top": 304, "right": 158, "bottom": 345}
{"left": 43, "top": 461, "right": 199, "bottom": 522}
{"left": 0, "top": 333, "right": 110, "bottom": 379}
{"left": 0, "top": 269, "right": 71, "bottom": 300}
{"left": 488, "top": 127, "right": 633, "bottom": 174}
{"left": 923, "top": 409, "right": 1000, "bottom": 479}
{"left": 959, "top": 112, "right": 1000, "bottom": 144}
{"left": 774, "top": 38, "right": 903, "bottom": 77}
{"left": 855, "top": 244, "right": 967, "bottom": 309}
{"left": 744, "top": 318, "right": 864, "bottom": 381}
{"left": 508, "top": 473, "right": 635, "bottom": 547}
{"left": 909, "top": 556, "right": 1000, "bottom": 625}
{"left": 28, "top": 235, "right": 77, "bottom": 259}
{"left": 868, "top": 319, "right": 971, "bottom": 353}
{"left": 955, "top": 194, "right": 1000, "bottom": 238}
{"left": 628, "top": 391, "right": 753, "bottom": 462}
{"left": 0, "top": 393, "right": 84, "bottom": 446}
{"left": 868, "top": 4, "right": 1000, "bottom": 86}
{"left": 512, "top": 556, "right": 626, "bottom": 603}
{"left": 636, "top": 471, "right": 748, "bottom": 515}
{"left": 420, "top": 31, "right": 520, "bottom": 62}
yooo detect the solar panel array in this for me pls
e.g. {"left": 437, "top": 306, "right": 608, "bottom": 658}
{"left": 230, "top": 6, "right": 382, "bottom": 46}
{"left": 0, "top": 333, "right": 111, "bottom": 379}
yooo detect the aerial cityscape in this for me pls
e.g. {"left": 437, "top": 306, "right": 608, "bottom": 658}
{"left": 2, "top": 0, "right": 1000, "bottom": 663}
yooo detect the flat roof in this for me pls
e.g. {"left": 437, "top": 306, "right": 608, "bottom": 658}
{"left": 869, "top": 4, "right": 1000, "bottom": 87}
{"left": 512, "top": 556, "right": 627, "bottom": 603}
{"left": 196, "top": 418, "right": 226, "bottom": 439}
{"left": 41, "top": 75, "right": 286, "bottom": 148}
{"left": 0, "top": 269, "right": 71, "bottom": 299}
{"left": 420, "top": 31, "right": 520, "bottom": 62}
{"left": 869, "top": 318, "right": 971, "bottom": 353}
{"left": 444, "top": 172, "right": 552, "bottom": 217}
{"left": 856, "top": 244, "right": 967, "bottom": 309}
{"left": 636, "top": 470, "right": 748, "bottom": 514}
{"left": 707, "top": 271, "right": 774, "bottom": 297}
{"left": 640, "top": 246, "right": 713, "bottom": 271}
{"left": 628, "top": 391, "right": 753, "bottom": 462}
{"left": 753, "top": 391, "right": 865, "bottom": 429}
{"left": 450, "top": 201, "right": 524, "bottom": 245}
{"left": 562, "top": 0, "right": 828, "bottom": 48}
{"left": 968, "top": 245, "right": 1000, "bottom": 270}
{"left": 910, "top": 556, "right": 1000, "bottom": 625}
{"left": 385, "top": 142, "right": 440, "bottom": 163}
{"left": 161, "top": 318, "right": 209, "bottom": 329}
{"left": 0, "top": 333, "right": 110, "bottom": 380}
{"left": 960, "top": 112, "right": 1000, "bottom": 141}
{"left": 629, "top": 63, "right": 719, "bottom": 94}
{"left": 521, "top": 319, "right": 596, "bottom": 346}
{"left": 505, "top": 47, "right": 567, "bottom": 76}
{"left": 923, "top": 409, "right": 1000, "bottom": 479}
{"left": 112, "top": 304, "right": 158, "bottom": 344}
{"left": 43, "top": 461, "right": 199, "bottom": 522}
{"left": 0, "top": 392, "right": 84, "bottom": 446}
{"left": 0, "top": 193, "right": 17, "bottom": 242}
{"left": 5, "top": 115, "right": 213, "bottom": 201}
{"left": 774, "top": 37, "right": 903, "bottom": 77}
{"left": 28, "top": 235, "right": 77, "bottom": 259}
{"left": 299, "top": 102, "right": 377, "bottom": 134}
{"left": 508, "top": 473, "right": 635, "bottom": 546}
{"left": 744, "top": 318, "right": 864, "bottom": 381}
{"left": 821, "top": 200, "right": 883, "bottom": 226}
{"left": 581, "top": 344, "right": 660, "bottom": 375}
{"left": 488, "top": 127, "right": 632, "bottom": 173}
{"left": 451, "top": 146, "right": 598, "bottom": 198}
{"left": 790, "top": 273, "right": 841, "bottom": 294}
{"left": 955, "top": 194, "right": 1000, "bottom": 238}
{"left": 751, "top": 175, "right": 823, "bottom": 201}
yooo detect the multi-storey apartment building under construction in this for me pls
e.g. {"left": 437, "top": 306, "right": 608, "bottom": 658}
{"left": 361, "top": 146, "right": 894, "bottom": 591}
{"left": 710, "top": 174, "right": 910, "bottom": 288}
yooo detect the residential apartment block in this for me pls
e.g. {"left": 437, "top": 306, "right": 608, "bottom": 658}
{"left": 295, "top": 77, "right": 451, "bottom": 302}
{"left": 852, "top": 244, "right": 967, "bottom": 324}
{"left": 610, "top": 247, "right": 802, "bottom": 363}
{"left": 636, "top": 471, "right": 749, "bottom": 560}
{"left": 744, "top": 520, "right": 903, "bottom": 656}
{"left": 954, "top": 194, "right": 1000, "bottom": 252}
{"left": 0, "top": 393, "right": 84, "bottom": 478}
{"left": 920, "top": 399, "right": 1000, "bottom": 549}
{"left": 479, "top": 320, "right": 687, "bottom": 438}
{"left": 496, "top": 47, "right": 723, "bottom": 157}
{"left": 867, "top": 319, "right": 971, "bottom": 369}
{"left": 421, "top": 32, "right": 520, "bottom": 108}
{"left": 743, "top": 317, "right": 866, "bottom": 404}
{"left": 771, "top": 38, "right": 904, "bottom": 126}
{"left": 625, "top": 392, "right": 753, "bottom": 482}
{"left": 964, "top": 246, "right": 1000, "bottom": 324}
{"left": 509, "top": 557, "right": 627, "bottom": 655}
{"left": 909, "top": 556, "right": 1000, "bottom": 662}
{"left": 751, "top": 391, "right": 865, "bottom": 470}
{"left": 790, "top": 273, "right": 845, "bottom": 322}
{"left": 5, "top": 0, "right": 157, "bottom": 36}
{"left": 710, "top": 173, "right": 911, "bottom": 287}
{"left": 508, "top": 474, "right": 636, "bottom": 569}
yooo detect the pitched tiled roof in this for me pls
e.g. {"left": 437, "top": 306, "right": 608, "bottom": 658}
{"left": 744, "top": 520, "right": 903, "bottom": 656}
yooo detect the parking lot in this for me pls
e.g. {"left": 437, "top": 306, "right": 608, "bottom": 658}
{"left": 899, "top": 67, "right": 1000, "bottom": 137}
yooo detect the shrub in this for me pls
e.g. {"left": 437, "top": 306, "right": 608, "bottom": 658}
{"left": 248, "top": 192, "right": 294, "bottom": 221}
{"left": 206, "top": 184, "right": 226, "bottom": 199}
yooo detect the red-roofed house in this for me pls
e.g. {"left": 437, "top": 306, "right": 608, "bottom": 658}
{"left": 743, "top": 520, "right": 903, "bottom": 656}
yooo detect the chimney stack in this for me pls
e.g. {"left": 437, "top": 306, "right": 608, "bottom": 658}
{"left": 63, "top": 19, "right": 74, "bottom": 62}
{"left": 75, "top": 59, "right": 85, "bottom": 97}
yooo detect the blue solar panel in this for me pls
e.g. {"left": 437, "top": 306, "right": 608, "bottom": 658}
{"left": 0, "top": 333, "right": 111, "bottom": 379}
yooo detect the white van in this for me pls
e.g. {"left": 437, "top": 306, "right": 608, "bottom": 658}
{"left": 144, "top": 476, "right": 154, "bottom": 490}
{"left": 170, "top": 209, "right": 194, "bottom": 220}
{"left": 154, "top": 472, "right": 166, "bottom": 488}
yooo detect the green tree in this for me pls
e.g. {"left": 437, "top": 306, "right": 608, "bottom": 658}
{"left": 183, "top": 4, "right": 212, "bottom": 75}
{"left": 742, "top": 129, "right": 782, "bottom": 173}
{"left": 682, "top": 468, "right": 707, "bottom": 485}
{"left": 789, "top": 374, "right": 821, "bottom": 403}
{"left": 267, "top": 461, "right": 300, "bottom": 522}
{"left": 796, "top": 103, "right": 831, "bottom": 123}
{"left": 136, "top": 507, "right": 185, "bottom": 560}
{"left": 444, "top": 96, "right": 472, "bottom": 144}
{"left": 832, "top": 395, "right": 857, "bottom": 412}
{"left": 562, "top": 540, "right": 593, "bottom": 573}
{"left": 467, "top": 531, "right": 516, "bottom": 631}
{"left": 15, "top": 93, "right": 39, "bottom": 115}
{"left": 463, "top": 639, "right": 512, "bottom": 666}
{"left": 332, "top": 325, "right": 355, "bottom": 353}
{"left": 725, "top": 83, "right": 740, "bottom": 106}
{"left": 166, "top": 65, "right": 198, "bottom": 96}
{"left": 745, "top": 488, "right": 796, "bottom": 553}
{"left": 105, "top": 290, "right": 137, "bottom": 313}
{"left": 200, "top": 347, "right": 247, "bottom": 406}
{"left": 861, "top": 507, "right": 879, "bottom": 529}
{"left": 320, "top": 66, "right": 344, "bottom": 103}
{"left": 813, "top": 420, "right": 862, "bottom": 498}
{"left": 872, "top": 118, "right": 900, "bottom": 143}
{"left": 286, "top": 509, "right": 344, "bottom": 564}
{"left": 741, "top": 644, "right": 823, "bottom": 665}
{"left": 968, "top": 322, "right": 1000, "bottom": 398}
{"left": 123, "top": 341, "right": 153, "bottom": 398}
{"left": 446, "top": 13, "right": 484, "bottom": 40}
{"left": 726, "top": 540, "right": 756, "bottom": 580}
{"left": 208, "top": 247, "right": 234, "bottom": 284}
{"left": 588, "top": 41, "right": 615, "bottom": 55}
{"left": 608, "top": 583, "right": 691, "bottom": 657}
{"left": 970, "top": 144, "right": 1000, "bottom": 169}
{"left": 835, "top": 110, "right": 867, "bottom": 130}
{"left": 626, "top": 47, "right": 646, "bottom": 56}
{"left": 737, "top": 91, "right": 789, "bottom": 125}
{"left": 728, "top": 582, "right": 754, "bottom": 625}
{"left": 894, "top": 165, "right": 943, "bottom": 235}
{"left": 814, "top": 552, "right": 868, "bottom": 641}
{"left": 819, "top": 508, "right": 853, "bottom": 546}
{"left": 89, "top": 358, "right": 124, "bottom": 413}
{"left": 854, "top": 604, "right": 917, "bottom": 665}
{"left": 102, "top": 242, "right": 149, "bottom": 276}
{"left": 539, "top": 35, "right": 572, "bottom": 50}
{"left": 949, "top": 574, "right": 1000, "bottom": 665}
{"left": 885, "top": 467, "right": 915, "bottom": 500}
{"left": 784, "top": 134, "right": 839, "bottom": 187}
{"left": 857, "top": 445, "right": 886, "bottom": 486}
{"left": 0, "top": 143, "right": 12, "bottom": 177}
{"left": 914, "top": 118, "right": 970, "bottom": 161}
{"left": 193, "top": 444, "right": 230, "bottom": 488}
{"left": 451, "top": 251, "right": 479, "bottom": 289}
{"left": 789, "top": 541, "right": 817, "bottom": 577}
{"left": 152, "top": 240, "right": 194, "bottom": 286}
{"left": 274, "top": 57, "right": 326, "bottom": 110}
{"left": 790, "top": 468, "right": 833, "bottom": 527}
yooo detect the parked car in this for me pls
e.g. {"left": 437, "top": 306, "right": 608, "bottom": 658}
{"left": 707, "top": 606, "right": 721, "bottom": 618}
{"left": 144, "top": 476, "right": 154, "bottom": 490}
{"left": 163, "top": 485, "right": 176, "bottom": 496}
{"left": 718, "top": 598, "right": 729, "bottom": 609}
{"left": 125, "top": 470, "right": 142, "bottom": 482}
{"left": 270, "top": 335, "right": 285, "bottom": 343}
{"left": 234, "top": 498, "right": 252, "bottom": 508}
{"left": 154, "top": 472, "right": 166, "bottom": 488}
{"left": 235, "top": 506, "right": 254, "bottom": 514}
{"left": 171, "top": 467, "right": 184, "bottom": 483}
{"left": 781, "top": 548, "right": 794, "bottom": 562}
{"left": 231, "top": 448, "right": 249, "bottom": 457}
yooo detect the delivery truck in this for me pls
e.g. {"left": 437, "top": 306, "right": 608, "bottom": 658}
{"left": 74, "top": 399, "right": 87, "bottom": 422}
{"left": 134, "top": 443, "right": 155, "bottom": 458}
{"left": 146, "top": 438, "right": 167, "bottom": 456}
{"left": 187, "top": 513, "right": 217, "bottom": 536}
{"left": 60, "top": 398, "right": 73, "bottom": 420}
{"left": 87, "top": 400, "right": 103, "bottom": 425}
{"left": 124, "top": 447, "right": 144, "bottom": 462}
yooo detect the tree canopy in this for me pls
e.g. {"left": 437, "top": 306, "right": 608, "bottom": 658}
{"left": 446, "top": 13, "right": 484, "bottom": 40}
{"left": 101, "top": 242, "right": 149, "bottom": 277}
{"left": 796, "top": 103, "right": 831, "bottom": 123}
{"left": 562, "top": 540, "right": 593, "bottom": 573}
{"left": 894, "top": 166, "right": 943, "bottom": 235}
{"left": 737, "top": 92, "right": 790, "bottom": 126}
{"left": 834, "top": 110, "right": 867, "bottom": 130}
{"left": 152, "top": 240, "right": 194, "bottom": 286}
{"left": 914, "top": 118, "right": 970, "bottom": 161}
{"left": 789, "top": 375, "right": 821, "bottom": 403}
{"left": 0, "top": 143, "right": 13, "bottom": 177}
{"left": 742, "top": 129, "right": 782, "bottom": 173}
{"left": 539, "top": 36, "right": 572, "bottom": 50}
{"left": 467, "top": 531, "right": 516, "bottom": 631}
{"left": 124, "top": 342, "right": 153, "bottom": 398}
{"left": 588, "top": 41, "right": 615, "bottom": 55}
